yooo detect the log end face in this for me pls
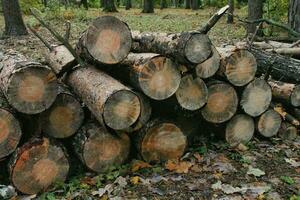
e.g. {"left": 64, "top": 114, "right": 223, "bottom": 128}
{"left": 195, "top": 46, "right": 220, "bottom": 78}
{"left": 291, "top": 85, "right": 300, "bottom": 107}
{"left": 278, "top": 122, "right": 298, "bottom": 141}
{"left": 258, "top": 109, "right": 282, "bottom": 137}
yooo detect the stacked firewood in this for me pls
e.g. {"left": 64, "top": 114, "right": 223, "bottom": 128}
{"left": 0, "top": 11, "right": 299, "bottom": 195}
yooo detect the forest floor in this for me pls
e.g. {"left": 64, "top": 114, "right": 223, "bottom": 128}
{"left": 0, "top": 7, "right": 299, "bottom": 200}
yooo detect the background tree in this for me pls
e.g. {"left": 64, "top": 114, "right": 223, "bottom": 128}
{"left": 288, "top": 0, "right": 300, "bottom": 33}
{"left": 185, "top": 0, "right": 191, "bottom": 9}
{"left": 142, "top": 0, "right": 154, "bottom": 13}
{"left": 191, "top": 0, "right": 199, "bottom": 10}
{"left": 2, "top": 0, "right": 28, "bottom": 36}
{"left": 125, "top": 0, "right": 131, "bottom": 10}
{"left": 227, "top": 0, "right": 234, "bottom": 23}
{"left": 103, "top": 0, "right": 118, "bottom": 12}
{"left": 160, "top": 0, "right": 167, "bottom": 9}
{"left": 247, "top": 0, "right": 263, "bottom": 35}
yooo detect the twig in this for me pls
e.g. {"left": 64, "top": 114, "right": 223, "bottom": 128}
{"left": 291, "top": 39, "right": 300, "bottom": 47}
{"left": 64, "top": 21, "right": 71, "bottom": 42}
{"left": 249, "top": 22, "right": 263, "bottom": 47}
{"left": 27, "top": 25, "right": 53, "bottom": 51}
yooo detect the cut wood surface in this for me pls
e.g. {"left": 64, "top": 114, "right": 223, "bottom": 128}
{"left": 0, "top": 51, "right": 58, "bottom": 114}
{"left": 72, "top": 121, "right": 130, "bottom": 173}
{"left": 257, "top": 109, "right": 282, "bottom": 137}
{"left": 9, "top": 137, "right": 69, "bottom": 195}
{"left": 278, "top": 122, "right": 298, "bottom": 141}
{"left": 131, "top": 31, "right": 212, "bottom": 65}
{"left": 136, "top": 119, "right": 187, "bottom": 163}
{"left": 271, "top": 103, "right": 300, "bottom": 127}
{"left": 225, "top": 114, "right": 254, "bottom": 146}
{"left": 241, "top": 79, "right": 272, "bottom": 117}
{"left": 41, "top": 84, "right": 84, "bottom": 138}
{"left": 77, "top": 16, "right": 132, "bottom": 65}
{"left": 201, "top": 82, "right": 238, "bottom": 123}
{"left": 67, "top": 65, "right": 141, "bottom": 130}
{"left": 175, "top": 74, "right": 208, "bottom": 111}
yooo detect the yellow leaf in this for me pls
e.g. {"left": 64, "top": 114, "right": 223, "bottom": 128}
{"left": 131, "top": 160, "right": 151, "bottom": 172}
{"left": 100, "top": 194, "right": 108, "bottom": 200}
{"left": 165, "top": 160, "right": 193, "bottom": 174}
{"left": 130, "top": 176, "right": 140, "bottom": 185}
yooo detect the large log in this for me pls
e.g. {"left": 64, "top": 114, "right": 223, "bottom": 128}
{"left": 41, "top": 84, "right": 84, "bottom": 138}
{"left": 76, "top": 16, "right": 132, "bottom": 65}
{"left": 136, "top": 119, "right": 187, "bottom": 163}
{"left": 201, "top": 82, "right": 238, "bottom": 123}
{"left": 278, "top": 122, "right": 298, "bottom": 141}
{"left": 131, "top": 31, "right": 212, "bottom": 65}
{"left": 241, "top": 79, "right": 272, "bottom": 117}
{"left": 72, "top": 121, "right": 130, "bottom": 173}
{"left": 257, "top": 109, "right": 282, "bottom": 137}
{"left": 0, "top": 91, "right": 22, "bottom": 160}
{"left": 67, "top": 65, "right": 141, "bottom": 130}
{"left": 0, "top": 51, "right": 58, "bottom": 114}
{"left": 8, "top": 137, "right": 69, "bottom": 194}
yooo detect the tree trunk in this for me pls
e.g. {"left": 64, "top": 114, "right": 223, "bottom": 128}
{"left": 185, "top": 0, "right": 191, "bottom": 9}
{"left": 257, "top": 109, "right": 282, "bottom": 137}
{"left": 72, "top": 121, "right": 130, "bottom": 173}
{"left": 247, "top": 0, "right": 263, "bottom": 35}
{"left": 8, "top": 137, "right": 69, "bottom": 195}
{"left": 227, "top": 0, "right": 234, "bottom": 24}
{"left": 125, "top": 0, "right": 132, "bottom": 10}
{"left": 41, "top": 84, "right": 84, "bottom": 139}
{"left": 241, "top": 79, "right": 272, "bottom": 117}
{"left": 103, "top": 0, "right": 118, "bottom": 12}
{"left": 76, "top": 16, "right": 132, "bottom": 65}
{"left": 0, "top": 51, "right": 58, "bottom": 114}
{"left": 100, "top": 0, "right": 105, "bottom": 7}
{"left": 160, "top": 0, "right": 167, "bottom": 9}
{"left": 67, "top": 65, "right": 141, "bottom": 131}
{"left": 142, "top": 0, "right": 154, "bottom": 13}
{"left": 131, "top": 31, "right": 212, "bottom": 65}
{"left": 201, "top": 81, "right": 238, "bottom": 124}
{"left": 2, "top": 0, "right": 28, "bottom": 36}
{"left": 288, "top": 0, "right": 300, "bottom": 33}
{"left": 0, "top": 91, "right": 22, "bottom": 160}
{"left": 191, "top": 0, "right": 198, "bottom": 10}
{"left": 81, "top": 0, "right": 88, "bottom": 9}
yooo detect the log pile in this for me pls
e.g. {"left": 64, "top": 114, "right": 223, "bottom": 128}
{"left": 0, "top": 10, "right": 299, "bottom": 195}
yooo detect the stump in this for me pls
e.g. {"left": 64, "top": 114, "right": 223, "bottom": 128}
{"left": 195, "top": 46, "right": 220, "bottom": 79}
{"left": 67, "top": 66, "right": 141, "bottom": 130}
{"left": 41, "top": 84, "right": 84, "bottom": 138}
{"left": 77, "top": 16, "right": 132, "bottom": 65}
{"left": 136, "top": 119, "right": 187, "bottom": 163}
{"left": 175, "top": 74, "right": 208, "bottom": 111}
{"left": 9, "top": 137, "right": 69, "bottom": 195}
{"left": 241, "top": 79, "right": 272, "bottom": 117}
{"left": 0, "top": 51, "right": 58, "bottom": 114}
{"left": 278, "top": 122, "right": 298, "bottom": 141}
{"left": 72, "top": 121, "right": 130, "bottom": 173}
{"left": 257, "top": 109, "right": 282, "bottom": 137}
{"left": 201, "top": 82, "right": 238, "bottom": 123}
{"left": 225, "top": 114, "right": 254, "bottom": 146}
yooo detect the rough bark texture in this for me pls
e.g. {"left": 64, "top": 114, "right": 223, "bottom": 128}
{"left": 132, "top": 31, "right": 212, "bottom": 65}
{"left": 67, "top": 65, "right": 141, "bottom": 130}
{"left": 225, "top": 114, "right": 254, "bottom": 147}
{"left": 0, "top": 51, "right": 58, "bottom": 114}
{"left": 9, "top": 137, "right": 69, "bottom": 195}
{"left": 288, "top": 0, "right": 300, "bottom": 33}
{"left": 241, "top": 79, "right": 272, "bottom": 117}
{"left": 41, "top": 84, "right": 84, "bottom": 139}
{"left": 2, "top": 0, "right": 28, "bottom": 36}
{"left": 201, "top": 82, "right": 238, "bottom": 123}
{"left": 257, "top": 109, "right": 282, "bottom": 138}
{"left": 278, "top": 122, "right": 298, "bottom": 141}
{"left": 72, "top": 121, "right": 130, "bottom": 173}
{"left": 247, "top": 0, "right": 263, "bottom": 35}
{"left": 142, "top": 0, "right": 154, "bottom": 13}
{"left": 77, "top": 16, "right": 132, "bottom": 65}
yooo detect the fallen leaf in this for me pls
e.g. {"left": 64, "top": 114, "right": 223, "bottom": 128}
{"left": 81, "top": 177, "right": 96, "bottom": 186}
{"left": 131, "top": 160, "right": 151, "bottom": 172}
{"left": 247, "top": 166, "right": 265, "bottom": 177}
{"left": 284, "top": 158, "right": 300, "bottom": 168}
{"left": 130, "top": 176, "right": 140, "bottom": 185}
{"left": 165, "top": 160, "right": 193, "bottom": 173}
{"left": 193, "top": 153, "right": 203, "bottom": 162}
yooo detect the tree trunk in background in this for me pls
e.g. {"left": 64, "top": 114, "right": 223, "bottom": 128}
{"left": 191, "top": 0, "right": 198, "bottom": 10}
{"left": 185, "top": 0, "right": 190, "bottom": 9}
{"left": 100, "top": 0, "right": 105, "bottom": 7}
{"left": 247, "top": 0, "right": 263, "bottom": 36}
{"left": 125, "top": 0, "right": 131, "bottom": 10}
{"left": 160, "top": 0, "right": 167, "bottom": 9}
{"left": 81, "top": 0, "right": 88, "bottom": 9}
{"left": 288, "top": 0, "right": 300, "bottom": 33}
{"left": 2, "top": 0, "right": 28, "bottom": 36}
{"left": 103, "top": 0, "right": 118, "bottom": 12}
{"left": 227, "top": 0, "right": 234, "bottom": 23}
{"left": 43, "top": 0, "right": 48, "bottom": 7}
{"left": 142, "top": 0, "right": 154, "bottom": 13}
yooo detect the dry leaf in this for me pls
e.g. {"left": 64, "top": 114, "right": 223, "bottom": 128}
{"left": 165, "top": 160, "right": 193, "bottom": 173}
{"left": 100, "top": 194, "right": 108, "bottom": 200}
{"left": 131, "top": 160, "right": 151, "bottom": 172}
{"left": 193, "top": 153, "right": 203, "bottom": 162}
{"left": 130, "top": 176, "right": 140, "bottom": 185}
{"left": 81, "top": 177, "right": 96, "bottom": 186}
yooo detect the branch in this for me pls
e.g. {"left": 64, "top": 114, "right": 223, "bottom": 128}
{"left": 27, "top": 25, "right": 53, "bottom": 51}
{"left": 64, "top": 21, "right": 71, "bottom": 42}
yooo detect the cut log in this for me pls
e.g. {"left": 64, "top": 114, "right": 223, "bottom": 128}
{"left": 121, "top": 53, "right": 181, "bottom": 100}
{"left": 175, "top": 74, "right": 208, "bottom": 111}
{"left": 271, "top": 103, "right": 300, "bottom": 127}
{"left": 195, "top": 45, "right": 220, "bottom": 79}
{"left": 269, "top": 81, "right": 300, "bottom": 107}
{"left": 9, "top": 137, "right": 69, "bottom": 195}
{"left": 0, "top": 51, "right": 58, "bottom": 114}
{"left": 201, "top": 82, "right": 238, "bottom": 123}
{"left": 72, "top": 121, "right": 130, "bottom": 173}
{"left": 136, "top": 119, "right": 187, "bottom": 163}
{"left": 131, "top": 31, "right": 212, "bottom": 65}
{"left": 278, "top": 122, "right": 298, "bottom": 141}
{"left": 241, "top": 79, "right": 272, "bottom": 117}
{"left": 0, "top": 91, "right": 22, "bottom": 159}
{"left": 257, "top": 109, "right": 282, "bottom": 137}
{"left": 67, "top": 65, "right": 141, "bottom": 130}
{"left": 225, "top": 114, "right": 255, "bottom": 146}
{"left": 217, "top": 48, "right": 257, "bottom": 86}
{"left": 41, "top": 84, "right": 84, "bottom": 138}
{"left": 76, "top": 16, "right": 132, "bottom": 65}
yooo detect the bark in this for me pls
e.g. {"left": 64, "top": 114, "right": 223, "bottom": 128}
{"left": 257, "top": 109, "right": 282, "bottom": 137}
{"left": 132, "top": 31, "right": 212, "bottom": 65}
{"left": 8, "top": 137, "right": 69, "bottom": 195}
{"left": 67, "top": 65, "right": 141, "bottom": 131}
{"left": 41, "top": 84, "right": 84, "bottom": 139}
{"left": 2, "top": 0, "right": 28, "bottom": 36}
{"left": 227, "top": 0, "right": 234, "bottom": 24}
{"left": 0, "top": 51, "right": 58, "bottom": 114}
{"left": 191, "top": 0, "right": 198, "bottom": 10}
{"left": 201, "top": 82, "right": 238, "bottom": 123}
{"left": 76, "top": 16, "right": 132, "bottom": 65}
{"left": 247, "top": 0, "right": 263, "bottom": 35}
{"left": 278, "top": 122, "right": 298, "bottom": 141}
{"left": 288, "top": 0, "right": 300, "bottom": 33}
{"left": 72, "top": 121, "right": 130, "bottom": 173}
{"left": 142, "top": 0, "right": 154, "bottom": 13}
{"left": 185, "top": 0, "right": 191, "bottom": 9}
{"left": 103, "top": 0, "right": 118, "bottom": 12}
